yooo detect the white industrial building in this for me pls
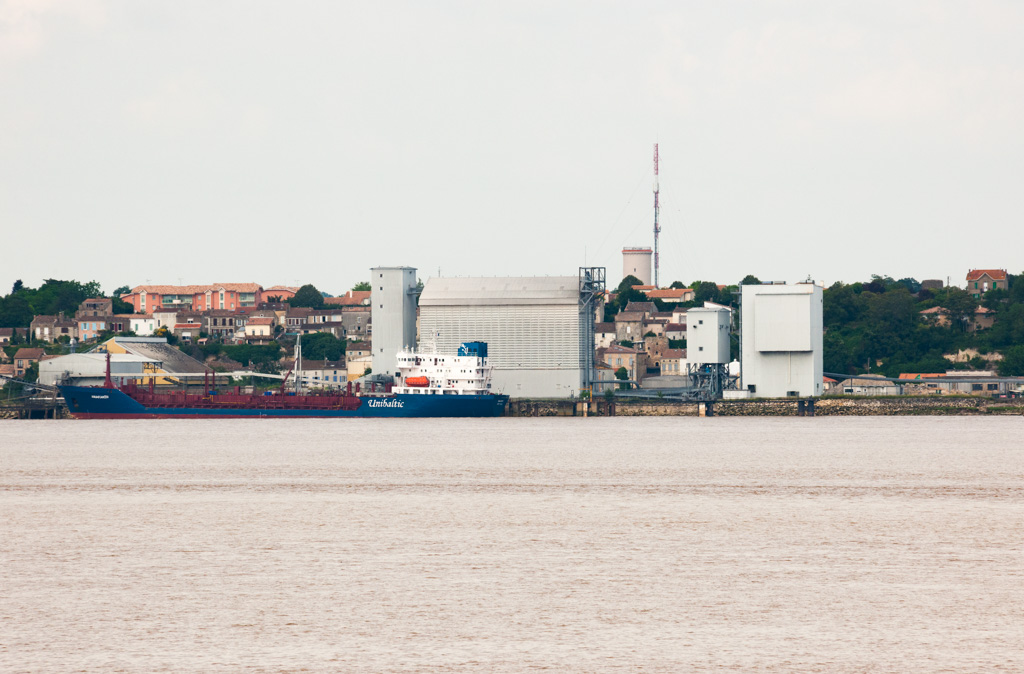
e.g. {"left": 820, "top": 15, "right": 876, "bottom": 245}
{"left": 740, "top": 283, "right": 824, "bottom": 398}
{"left": 418, "top": 276, "right": 584, "bottom": 398}
{"left": 38, "top": 353, "right": 158, "bottom": 387}
{"left": 370, "top": 266, "right": 418, "bottom": 378}
{"left": 622, "top": 247, "right": 652, "bottom": 286}
{"left": 686, "top": 304, "right": 731, "bottom": 365}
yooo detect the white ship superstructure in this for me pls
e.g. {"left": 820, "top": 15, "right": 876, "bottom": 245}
{"left": 392, "top": 342, "right": 495, "bottom": 395}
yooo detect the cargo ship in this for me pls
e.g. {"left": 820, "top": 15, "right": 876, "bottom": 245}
{"left": 59, "top": 342, "right": 508, "bottom": 419}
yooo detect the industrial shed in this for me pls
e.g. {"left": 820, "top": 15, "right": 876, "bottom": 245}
{"left": 38, "top": 353, "right": 158, "bottom": 387}
{"left": 418, "top": 276, "right": 583, "bottom": 398}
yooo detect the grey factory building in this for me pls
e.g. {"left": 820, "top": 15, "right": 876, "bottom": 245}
{"left": 417, "top": 276, "right": 585, "bottom": 398}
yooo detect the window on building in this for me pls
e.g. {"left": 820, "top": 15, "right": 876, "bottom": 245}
{"left": 987, "top": 384, "right": 999, "bottom": 391}
{"left": 972, "top": 384, "right": 983, "bottom": 391}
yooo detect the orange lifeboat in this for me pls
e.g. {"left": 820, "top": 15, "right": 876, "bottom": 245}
{"left": 405, "top": 376, "right": 430, "bottom": 387}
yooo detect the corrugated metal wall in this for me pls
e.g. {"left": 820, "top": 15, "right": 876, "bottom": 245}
{"left": 419, "top": 305, "right": 580, "bottom": 369}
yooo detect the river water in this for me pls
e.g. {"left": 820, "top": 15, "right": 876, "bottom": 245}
{"left": 1, "top": 417, "right": 1023, "bottom": 672}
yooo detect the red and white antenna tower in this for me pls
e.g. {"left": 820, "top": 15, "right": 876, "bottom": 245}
{"left": 653, "top": 143, "right": 661, "bottom": 287}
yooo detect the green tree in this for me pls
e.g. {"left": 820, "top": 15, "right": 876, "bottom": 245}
{"left": 941, "top": 288, "right": 977, "bottom": 332}
{"left": 352, "top": 281, "right": 371, "bottom": 292}
{"left": 0, "top": 294, "right": 32, "bottom": 327}
{"left": 693, "top": 281, "right": 720, "bottom": 304}
{"left": 998, "top": 345, "right": 1024, "bottom": 376}
{"left": 739, "top": 274, "right": 761, "bottom": 285}
{"left": 112, "top": 285, "right": 131, "bottom": 297}
{"left": 616, "top": 275, "right": 643, "bottom": 293}
{"left": 300, "top": 333, "right": 346, "bottom": 361}
{"left": 288, "top": 284, "right": 325, "bottom": 309}
{"left": 615, "top": 366, "right": 629, "bottom": 390}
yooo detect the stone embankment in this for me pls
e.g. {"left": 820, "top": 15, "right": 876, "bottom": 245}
{"left": 507, "top": 397, "right": 1024, "bottom": 417}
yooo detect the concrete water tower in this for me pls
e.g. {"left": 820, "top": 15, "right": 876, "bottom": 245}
{"left": 622, "top": 247, "right": 653, "bottom": 286}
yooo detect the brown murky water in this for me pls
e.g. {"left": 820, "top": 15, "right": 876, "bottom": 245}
{"left": 2, "top": 417, "right": 1023, "bottom": 672}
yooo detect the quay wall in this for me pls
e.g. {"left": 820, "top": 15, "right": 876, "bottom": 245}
{"left": 506, "top": 397, "right": 1024, "bottom": 417}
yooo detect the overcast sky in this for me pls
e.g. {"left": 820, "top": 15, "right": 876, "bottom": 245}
{"left": 1, "top": 0, "right": 1022, "bottom": 296}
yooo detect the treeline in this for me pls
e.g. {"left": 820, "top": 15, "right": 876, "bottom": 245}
{"left": 178, "top": 332, "right": 350, "bottom": 374}
{"left": 0, "top": 279, "right": 132, "bottom": 328}
{"left": 822, "top": 274, "right": 1024, "bottom": 377}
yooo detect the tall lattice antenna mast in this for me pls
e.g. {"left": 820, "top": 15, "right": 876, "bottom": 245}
{"left": 653, "top": 143, "right": 661, "bottom": 287}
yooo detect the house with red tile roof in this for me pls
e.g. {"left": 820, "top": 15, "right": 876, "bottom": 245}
{"left": 645, "top": 287, "right": 695, "bottom": 303}
{"left": 13, "top": 347, "right": 44, "bottom": 378}
{"left": 966, "top": 269, "right": 1008, "bottom": 299}
{"left": 324, "top": 290, "right": 371, "bottom": 307}
{"left": 121, "top": 283, "right": 265, "bottom": 314}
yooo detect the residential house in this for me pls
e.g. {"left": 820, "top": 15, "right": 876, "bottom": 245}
{"left": 244, "top": 317, "right": 276, "bottom": 343}
{"left": 966, "top": 269, "right": 1008, "bottom": 299}
{"left": 297, "top": 360, "right": 347, "bottom": 388}
{"left": 346, "top": 341, "right": 372, "bottom": 360}
{"left": 152, "top": 309, "right": 179, "bottom": 331}
{"left": 306, "top": 309, "right": 344, "bottom": 325}
{"left": 973, "top": 306, "right": 995, "bottom": 330}
{"left": 665, "top": 323, "right": 686, "bottom": 341}
{"left": 341, "top": 307, "right": 370, "bottom": 340}
{"left": 643, "top": 335, "right": 670, "bottom": 372}
{"left": 919, "top": 306, "right": 951, "bottom": 327}
{"left": 659, "top": 348, "right": 687, "bottom": 376}
{"left": 121, "top": 283, "right": 265, "bottom": 314}
{"left": 646, "top": 287, "right": 695, "bottom": 303}
{"left": 31, "top": 313, "right": 77, "bottom": 342}
{"left": 248, "top": 308, "right": 284, "bottom": 326}
{"left": 263, "top": 286, "right": 300, "bottom": 302}
{"left": 13, "top": 347, "right": 44, "bottom": 378}
{"left": 642, "top": 319, "right": 666, "bottom": 339}
{"left": 0, "top": 363, "right": 15, "bottom": 382}
{"left": 346, "top": 355, "right": 372, "bottom": 380}
{"left": 129, "top": 314, "right": 157, "bottom": 337}
{"left": 920, "top": 305, "right": 996, "bottom": 331}
{"left": 0, "top": 328, "right": 28, "bottom": 345}
{"left": 285, "top": 307, "right": 314, "bottom": 329}
{"left": 601, "top": 344, "right": 645, "bottom": 386}
{"left": 77, "top": 316, "right": 131, "bottom": 342}
{"left": 172, "top": 322, "right": 203, "bottom": 342}
{"left": 75, "top": 298, "right": 113, "bottom": 319}
{"left": 614, "top": 311, "right": 645, "bottom": 343}
{"left": 299, "top": 321, "right": 347, "bottom": 340}
{"left": 204, "top": 311, "right": 242, "bottom": 339}
{"left": 594, "top": 322, "right": 616, "bottom": 350}
{"left": 325, "top": 290, "right": 372, "bottom": 307}
{"left": 623, "top": 301, "right": 657, "bottom": 318}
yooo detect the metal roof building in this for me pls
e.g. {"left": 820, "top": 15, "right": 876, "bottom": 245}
{"left": 38, "top": 353, "right": 159, "bottom": 387}
{"left": 418, "top": 276, "right": 584, "bottom": 398}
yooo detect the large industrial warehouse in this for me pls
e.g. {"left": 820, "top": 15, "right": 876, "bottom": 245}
{"left": 417, "top": 276, "right": 584, "bottom": 398}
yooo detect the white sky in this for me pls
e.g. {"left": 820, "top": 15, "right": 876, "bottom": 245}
{"left": 1, "top": 0, "right": 1022, "bottom": 295}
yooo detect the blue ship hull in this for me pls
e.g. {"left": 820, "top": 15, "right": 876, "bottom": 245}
{"left": 59, "top": 386, "right": 509, "bottom": 419}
